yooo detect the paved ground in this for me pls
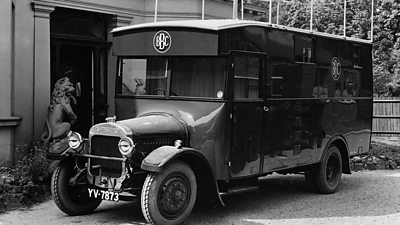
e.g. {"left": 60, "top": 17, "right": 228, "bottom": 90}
{"left": 1, "top": 170, "right": 400, "bottom": 225}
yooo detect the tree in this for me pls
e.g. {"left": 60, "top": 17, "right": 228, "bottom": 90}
{"left": 373, "top": 0, "right": 400, "bottom": 96}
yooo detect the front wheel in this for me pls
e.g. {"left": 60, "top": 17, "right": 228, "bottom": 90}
{"left": 309, "top": 145, "right": 342, "bottom": 194}
{"left": 51, "top": 160, "right": 102, "bottom": 215}
{"left": 141, "top": 161, "right": 197, "bottom": 225}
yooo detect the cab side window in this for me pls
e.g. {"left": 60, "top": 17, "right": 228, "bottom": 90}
{"left": 353, "top": 45, "right": 361, "bottom": 68}
{"left": 234, "top": 54, "right": 262, "bottom": 100}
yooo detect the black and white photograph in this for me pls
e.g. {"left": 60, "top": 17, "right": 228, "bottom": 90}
{"left": 0, "top": 0, "right": 399, "bottom": 224}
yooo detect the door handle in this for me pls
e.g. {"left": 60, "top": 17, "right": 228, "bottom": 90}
{"left": 263, "top": 106, "right": 269, "bottom": 112}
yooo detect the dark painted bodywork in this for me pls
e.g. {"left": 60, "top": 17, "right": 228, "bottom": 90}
{"left": 111, "top": 24, "right": 372, "bottom": 181}
{"left": 113, "top": 29, "right": 218, "bottom": 56}
{"left": 116, "top": 99, "right": 231, "bottom": 180}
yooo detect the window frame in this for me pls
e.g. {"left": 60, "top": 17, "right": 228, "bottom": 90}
{"left": 294, "top": 35, "right": 315, "bottom": 64}
{"left": 353, "top": 44, "right": 362, "bottom": 69}
{"left": 229, "top": 50, "right": 267, "bottom": 102}
{"left": 115, "top": 56, "right": 227, "bottom": 101}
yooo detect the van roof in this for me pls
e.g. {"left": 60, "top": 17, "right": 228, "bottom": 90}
{"left": 112, "top": 19, "right": 267, "bottom": 32}
{"left": 111, "top": 19, "right": 372, "bottom": 44}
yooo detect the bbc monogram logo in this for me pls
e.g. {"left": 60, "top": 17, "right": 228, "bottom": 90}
{"left": 331, "top": 57, "right": 341, "bottom": 81}
{"left": 153, "top": 31, "right": 171, "bottom": 53}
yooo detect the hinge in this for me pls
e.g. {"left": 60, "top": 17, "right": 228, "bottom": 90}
{"left": 231, "top": 62, "right": 234, "bottom": 68}
{"left": 230, "top": 113, "right": 233, "bottom": 119}
{"left": 228, "top": 161, "right": 231, "bottom": 167}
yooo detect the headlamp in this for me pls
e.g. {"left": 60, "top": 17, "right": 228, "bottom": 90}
{"left": 118, "top": 137, "right": 135, "bottom": 156}
{"left": 68, "top": 131, "right": 83, "bottom": 150}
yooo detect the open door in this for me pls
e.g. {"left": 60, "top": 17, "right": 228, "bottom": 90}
{"left": 51, "top": 43, "right": 109, "bottom": 136}
{"left": 50, "top": 8, "right": 110, "bottom": 136}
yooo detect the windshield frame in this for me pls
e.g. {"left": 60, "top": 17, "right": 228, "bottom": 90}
{"left": 116, "top": 56, "right": 227, "bottom": 101}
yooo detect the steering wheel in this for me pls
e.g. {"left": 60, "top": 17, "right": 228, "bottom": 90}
{"left": 151, "top": 88, "right": 178, "bottom": 96}
{"left": 152, "top": 88, "right": 166, "bottom": 95}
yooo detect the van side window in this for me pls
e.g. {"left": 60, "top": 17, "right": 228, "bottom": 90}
{"left": 271, "top": 63, "right": 316, "bottom": 98}
{"left": 294, "top": 36, "right": 313, "bottom": 63}
{"left": 234, "top": 55, "right": 261, "bottom": 99}
{"left": 353, "top": 45, "right": 361, "bottom": 68}
{"left": 170, "top": 57, "right": 226, "bottom": 98}
{"left": 118, "top": 57, "right": 226, "bottom": 99}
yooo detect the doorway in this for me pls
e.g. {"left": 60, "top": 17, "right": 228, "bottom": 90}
{"left": 51, "top": 45, "right": 92, "bottom": 135}
{"left": 50, "top": 8, "right": 111, "bottom": 136}
{"left": 51, "top": 43, "right": 109, "bottom": 136}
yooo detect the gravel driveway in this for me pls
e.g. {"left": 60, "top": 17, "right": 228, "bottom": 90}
{"left": 1, "top": 170, "right": 400, "bottom": 225}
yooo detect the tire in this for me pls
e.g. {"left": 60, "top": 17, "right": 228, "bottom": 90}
{"left": 312, "top": 145, "right": 343, "bottom": 194}
{"left": 141, "top": 161, "right": 197, "bottom": 225}
{"left": 51, "top": 161, "right": 102, "bottom": 215}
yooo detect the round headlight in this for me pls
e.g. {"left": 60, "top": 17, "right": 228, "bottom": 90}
{"left": 68, "top": 131, "right": 83, "bottom": 149}
{"left": 118, "top": 137, "right": 135, "bottom": 156}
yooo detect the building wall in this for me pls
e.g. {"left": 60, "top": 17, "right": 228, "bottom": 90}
{"left": 0, "top": 0, "right": 248, "bottom": 166}
{"left": 8, "top": 0, "right": 35, "bottom": 164}
{"left": 0, "top": 0, "right": 13, "bottom": 166}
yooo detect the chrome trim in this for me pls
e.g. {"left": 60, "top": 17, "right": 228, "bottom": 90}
{"left": 87, "top": 122, "right": 132, "bottom": 180}
{"left": 89, "top": 122, "right": 132, "bottom": 138}
{"left": 118, "top": 136, "right": 135, "bottom": 156}
{"left": 77, "top": 154, "right": 125, "bottom": 162}
{"left": 68, "top": 131, "right": 83, "bottom": 149}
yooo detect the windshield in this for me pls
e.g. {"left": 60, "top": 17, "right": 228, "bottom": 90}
{"left": 118, "top": 57, "right": 226, "bottom": 99}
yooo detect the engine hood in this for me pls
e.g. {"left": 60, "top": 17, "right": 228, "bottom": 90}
{"left": 117, "top": 113, "right": 188, "bottom": 137}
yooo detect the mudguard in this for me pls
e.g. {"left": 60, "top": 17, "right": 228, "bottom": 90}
{"left": 46, "top": 139, "right": 89, "bottom": 160}
{"left": 141, "top": 146, "right": 225, "bottom": 206}
{"left": 47, "top": 148, "right": 76, "bottom": 160}
{"left": 320, "top": 135, "right": 351, "bottom": 174}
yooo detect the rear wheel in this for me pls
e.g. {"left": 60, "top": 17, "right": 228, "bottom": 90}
{"left": 51, "top": 160, "right": 102, "bottom": 215}
{"left": 306, "top": 146, "right": 342, "bottom": 194}
{"left": 141, "top": 161, "right": 197, "bottom": 225}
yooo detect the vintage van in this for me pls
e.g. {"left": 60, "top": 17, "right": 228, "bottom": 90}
{"left": 49, "top": 19, "right": 373, "bottom": 225}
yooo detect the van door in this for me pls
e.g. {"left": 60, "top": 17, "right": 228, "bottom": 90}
{"left": 263, "top": 63, "right": 317, "bottom": 172}
{"left": 229, "top": 51, "right": 265, "bottom": 178}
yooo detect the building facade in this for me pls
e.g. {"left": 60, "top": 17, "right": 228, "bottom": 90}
{"left": 0, "top": 0, "right": 266, "bottom": 166}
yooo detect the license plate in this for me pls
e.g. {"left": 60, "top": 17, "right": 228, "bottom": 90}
{"left": 88, "top": 188, "right": 119, "bottom": 202}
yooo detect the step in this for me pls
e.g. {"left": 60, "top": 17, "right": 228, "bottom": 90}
{"left": 219, "top": 185, "right": 259, "bottom": 197}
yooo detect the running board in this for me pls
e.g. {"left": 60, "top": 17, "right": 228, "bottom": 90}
{"left": 219, "top": 186, "right": 259, "bottom": 197}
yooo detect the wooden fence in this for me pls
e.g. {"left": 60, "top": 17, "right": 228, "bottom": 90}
{"left": 373, "top": 97, "right": 400, "bottom": 136}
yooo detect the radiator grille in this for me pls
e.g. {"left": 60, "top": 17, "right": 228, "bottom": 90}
{"left": 90, "top": 135, "right": 123, "bottom": 177}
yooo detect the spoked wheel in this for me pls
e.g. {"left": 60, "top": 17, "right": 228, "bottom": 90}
{"left": 141, "top": 161, "right": 197, "bottom": 225}
{"left": 305, "top": 145, "right": 342, "bottom": 194}
{"left": 51, "top": 160, "right": 102, "bottom": 215}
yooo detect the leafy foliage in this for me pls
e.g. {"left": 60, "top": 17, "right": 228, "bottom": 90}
{"left": 373, "top": 0, "right": 400, "bottom": 96}
{"left": 0, "top": 142, "right": 51, "bottom": 212}
{"left": 0, "top": 142, "right": 50, "bottom": 189}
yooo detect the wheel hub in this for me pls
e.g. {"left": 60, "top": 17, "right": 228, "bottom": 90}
{"left": 158, "top": 174, "right": 190, "bottom": 219}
